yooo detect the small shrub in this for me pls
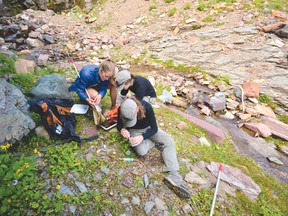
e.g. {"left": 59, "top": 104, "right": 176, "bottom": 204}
{"left": 0, "top": 54, "right": 16, "bottom": 76}
{"left": 202, "top": 15, "right": 216, "bottom": 22}
{"left": 183, "top": 2, "right": 191, "bottom": 10}
{"left": 258, "top": 94, "right": 272, "bottom": 104}
{"left": 168, "top": 7, "right": 177, "bottom": 17}
{"left": 192, "top": 24, "right": 202, "bottom": 30}
{"left": 216, "top": 22, "right": 226, "bottom": 26}
{"left": 164, "top": 0, "right": 174, "bottom": 3}
{"left": 197, "top": 2, "right": 206, "bottom": 11}
{"left": 149, "top": 5, "right": 157, "bottom": 11}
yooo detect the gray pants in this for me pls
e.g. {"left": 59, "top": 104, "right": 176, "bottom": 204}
{"left": 129, "top": 127, "right": 179, "bottom": 172}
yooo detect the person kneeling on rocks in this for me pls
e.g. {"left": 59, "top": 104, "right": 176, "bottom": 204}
{"left": 115, "top": 70, "right": 156, "bottom": 105}
{"left": 117, "top": 96, "right": 191, "bottom": 199}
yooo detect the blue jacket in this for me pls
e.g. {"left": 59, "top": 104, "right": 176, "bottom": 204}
{"left": 68, "top": 65, "right": 109, "bottom": 101}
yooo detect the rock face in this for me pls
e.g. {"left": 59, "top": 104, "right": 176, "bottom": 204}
{"left": 29, "top": 74, "right": 72, "bottom": 100}
{"left": 0, "top": 79, "right": 35, "bottom": 145}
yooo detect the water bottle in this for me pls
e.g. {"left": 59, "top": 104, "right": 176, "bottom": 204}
{"left": 122, "top": 158, "right": 134, "bottom": 162}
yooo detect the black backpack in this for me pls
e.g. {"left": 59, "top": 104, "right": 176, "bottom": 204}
{"left": 29, "top": 98, "right": 81, "bottom": 143}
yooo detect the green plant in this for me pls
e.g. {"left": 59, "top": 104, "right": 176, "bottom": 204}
{"left": 0, "top": 54, "right": 16, "bottom": 76}
{"left": 149, "top": 5, "right": 157, "bottom": 11}
{"left": 0, "top": 145, "right": 50, "bottom": 215}
{"left": 164, "top": 0, "right": 174, "bottom": 3}
{"left": 45, "top": 142, "right": 84, "bottom": 177}
{"left": 202, "top": 15, "right": 216, "bottom": 22}
{"left": 197, "top": 1, "right": 206, "bottom": 11}
{"left": 216, "top": 22, "right": 226, "bottom": 26}
{"left": 183, "top": 2, "right": 191, "bottom": 10}
{"left": 278, "top": 115, "right": 288, "bottom": 124}
{"left": 9, "top": 73, "right": 36, "bottom": 94}
{"left": 168, "top": 7, "right": 177, "bottom": 17}
{"left": 192, "top": 24, "right": 202, "bottom": 30}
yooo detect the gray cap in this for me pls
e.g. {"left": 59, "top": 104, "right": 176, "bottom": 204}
{"left": 115, "top": 70, "right": 131, "bottom": 91}
{"left": 120, "top": 98, "right": 137, "bottom": 127}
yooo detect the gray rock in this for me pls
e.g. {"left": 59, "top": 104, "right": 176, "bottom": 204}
{"left": 267, "top": 157, "right": 283, "bottom": 165}
{"left": 0, "top": 79, "right": 35, "bottom": 145}
{"left": 275, "top": 26, "right": 288, "bottom": 39}
{"left": 143, "top": 174, "right": 149, "bottom": 188}
{"left": 121, "top": 198, "right": 130, "bottom": 205}
{"left": 85, "top": 153, "right": 93, "bottom": 162}
{"left": 155, "top": 197, "right": 167, "bottom": 211}
{"left": 132, "top": 196, "right": 141, "bottom": 206}
{"left": 75, "top": 181, "right": 88, "bottom": 193}
{"left": 29, "top": 74, "right": 72, "bottom": 99}
{"left": 101, "top": 166, "right": 110, "bottom": 175}
{"left": 144, "top": 201, "right": 154, "bottom": 214}
{"left": 59, "top": 184, "right": 74, "bottom": 196}
{"left": 68, "top": 204, "right": 77, "bottom": 213}
{"left": 26, "top": 38, "right": 44, "bottom": 48}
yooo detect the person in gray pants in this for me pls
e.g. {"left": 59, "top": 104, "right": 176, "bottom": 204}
{"left": 116, "top": 96, "right": 191, "bottom": 199}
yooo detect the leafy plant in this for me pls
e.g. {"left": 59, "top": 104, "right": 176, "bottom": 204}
{"left": 192, "top": 24, "right": 202, "bottom": 30}
{"left": 164, "top": 0, "right": 174, "bottom": 3}
{"left": 197, "top": 1, "right": 206, "bottom": 11}
{"left": 202, "top": 15, "right": 216, "bottom": 22}
{"left": 0, "top": 147, "right": 47, "bottom": 215}
{"left": 45, "top": 142, "right": 84, "bottom": 177}
{"left": 0, "top": 54, "right": 16, "bottom": 76}
{"left": 168, "top": 7, "right": 177, "bottom": 17}
{"left": 149, "top": 5, "right": 157, "bottom": 11}
{"left": 9, "top": 73, "right": 36, "bottom": 94}
{"left": 183, "top": 2, "right": 191, "bottom": 10}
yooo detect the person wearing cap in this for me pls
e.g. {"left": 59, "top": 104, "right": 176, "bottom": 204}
{"left": 117, "top": 96, "right": 192, "bottom": 199}
{"left": 115, "top": 70, "right": 156, "bottom": 105}
{"left": 68, "top": 60, "right": 117, "bottom": 108}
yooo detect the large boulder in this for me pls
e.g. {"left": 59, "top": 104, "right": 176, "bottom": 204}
{"left": 29, "top": 74, "right": 72, "bottom": 99}
{"left": 0, "top": 79, "right": 35, "bottom": 145}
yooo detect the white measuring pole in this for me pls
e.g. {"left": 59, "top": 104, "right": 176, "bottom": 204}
{"left": 209, "top": 164, "right": 223, "bottom": 216}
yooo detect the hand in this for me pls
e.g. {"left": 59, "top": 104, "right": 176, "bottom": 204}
{"left": 86, "top": 98, "right": 96, "bottom": 108}
{"left": 129, "top": 135, "right": 144, "bottom": 147}
{"left": 94, "top": 94, "right": 102, "bottom": 106}
{"left": 121, "top": 128, "right": 130, "bottom": 139}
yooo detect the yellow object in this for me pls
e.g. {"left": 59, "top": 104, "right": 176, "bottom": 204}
{"left": 93, "top": 107, "right": 105, "bottom": 125}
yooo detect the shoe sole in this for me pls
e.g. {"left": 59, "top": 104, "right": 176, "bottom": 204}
{"left": 164, "top": 178, "right": 192, "bottom": 199}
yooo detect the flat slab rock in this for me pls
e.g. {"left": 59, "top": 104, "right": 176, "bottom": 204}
{"left": 260, "top": 116, "right": 288, "bottom": 141}
{"left": 206, "top": 162, "right": 261, "bottom": 201}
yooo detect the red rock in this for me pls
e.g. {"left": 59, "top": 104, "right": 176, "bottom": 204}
{"left": 244, "top": 122, "right": 272, "bottom": 137}
{"left": 243, "top": 79, "right": 260, "bottom": 97}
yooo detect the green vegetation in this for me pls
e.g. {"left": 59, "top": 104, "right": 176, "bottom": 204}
{"left": 257, "top": 94, "right": 278, "bottom": 110}
{"left": 149, "top": 5, "right": 157, "bottom": 11}
{"left": 202, "top": 15, "right": 216, "bottom": 22}
{"left": 216, "top": 0, "right": 236, "bottom": 4}
{"left": 9, "top": 73, "right": 36, "bottom": 94}
{"left": 164, "top": 0, "right": 174, "bottom": 3}
{"left": 278, "top": 115, "right": 288, "bottom": 124}
{"left": 192, "top": 24, "right": 202, "bottom": 30}
{"left": 0, "top": 54, "right": 16, "bottom": 76}
{"left": 216, "top": 21, "right": 226, "bottom": 26}
{"left": 183, "top": 2, "right": 191, "bottom": 10}
{"left": 168, "top": 7, "right": 177, "bottom": 17}
{"left": 197, "top": 1, "right": 206, "bottom": 11}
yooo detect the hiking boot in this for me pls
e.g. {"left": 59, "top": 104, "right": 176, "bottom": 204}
{"left": 164, "top": 174, "right": 192, "bottom": 199}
